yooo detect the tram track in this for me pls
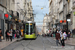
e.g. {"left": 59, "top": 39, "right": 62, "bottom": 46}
{"left": 41, "top": 37, "right": 46, "bottom": 50}
{"left": 21, "top": 40, "right": 33, "bottom": 50}
{"left": 11, "top": 39, "right": 33, "bottom": 50}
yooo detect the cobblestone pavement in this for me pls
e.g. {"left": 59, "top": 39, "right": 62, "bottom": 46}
{"left": 1, "top": 36, "right": 75, "bottom": 50}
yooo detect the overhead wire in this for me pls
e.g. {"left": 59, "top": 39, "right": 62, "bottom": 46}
{"left": 32, "top": 0, "right": 49, "bottom": 23}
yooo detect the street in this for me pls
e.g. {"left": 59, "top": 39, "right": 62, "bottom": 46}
{"left": 1, "top": 36, "right": 75, "bottom": 50}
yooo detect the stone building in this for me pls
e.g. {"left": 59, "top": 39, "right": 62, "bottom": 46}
{"left": 49, "top": 0, "right": 75, "bottom": 30}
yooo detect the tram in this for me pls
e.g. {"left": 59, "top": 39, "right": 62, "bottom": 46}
{"left": 23, "top": 21, "right": 37, "bottom": 39}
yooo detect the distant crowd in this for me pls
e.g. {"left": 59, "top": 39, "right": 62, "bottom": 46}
{"left": 42, "top": 28, "right": 75, "bottom": 47}
{"left": 0, "top": 29, "right": 22, "bottom": 42}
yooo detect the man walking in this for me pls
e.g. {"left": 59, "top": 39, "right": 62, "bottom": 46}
{"left": 55, "top": 30, "right": 60, "bottom": 46}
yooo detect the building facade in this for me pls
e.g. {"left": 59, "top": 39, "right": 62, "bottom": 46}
{"left": 25, "top": 0, "right": 34, "bottom": 21}
{"left": 43, "top": 15, "right": 50, "bottom": 34}
{"left": 49, "top": 0, "right": 75, "bottom": 31}
{"left": 0, "top": 0, "right": 34, "bottom": 38}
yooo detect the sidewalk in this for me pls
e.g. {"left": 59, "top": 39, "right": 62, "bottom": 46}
{"left": 66, "top": 38, "right": 75, "bottom": 45}
{"left": 0, "top": 38, "right": 17, "bottom": 50}
{"left": 0, "top": 37, "right": 23, "bottom": 50}
{"left": 51, "top": 37, "right": 75, "bottom": 46}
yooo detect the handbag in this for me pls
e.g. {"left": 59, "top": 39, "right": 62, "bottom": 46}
{"left": 15, "top": 34, "right": 16, "bottom": 37}
{"left": 1, "top": 36, "right": 3, "bottom": 39}
{"left": 7, "top": 32, "right": 10, "bottom": 36}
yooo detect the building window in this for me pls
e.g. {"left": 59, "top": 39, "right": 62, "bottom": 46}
{"left": 12, "top": 0, "right": 14, "bottom": 2}
{"left": 17, "top": 12, "right": 19, "bottom": 17}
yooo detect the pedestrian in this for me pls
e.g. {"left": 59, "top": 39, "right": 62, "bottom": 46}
{"left": 67, "top": 32, "right": 71, "bottom": 40}
{"left": 59, "top": 29, "right": 63, "bottom": 45}
{"left": 61, "top": 32, "right": 67, "bottom": 47}
{"left": 12, "top": 29, "right": 15, "bottom": 39}
{"left": 0, "top": 29, "right": 2, "bottom": 42}
{"left": 55, "top": 30, "right": 60, "bottom": 46}
{"left": 9, "top": 29, "right": 13, "bottom": 41}
{"left": 5, "top": 30, "right": 9, "bottom": 41}
{"left": 59, "top": 29, "right": 62, "bottom": 38}
{"left": 16, "top": 29, "right": 20, "bottom": 39}
{"left": 19, "top": 30, "right": 21, "bottom": 37}
{"left": 63, "top": 32, "right": 67, "bottom": 40}
{"left": 61, "top": 33, "right": 65, "bottom": 47}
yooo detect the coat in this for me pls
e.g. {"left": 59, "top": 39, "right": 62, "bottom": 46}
{"left": 55, "top": 33, "right": 60, "bottom": 40}
{"left": 0, "top": 32, "right": 2, "bottom": 36}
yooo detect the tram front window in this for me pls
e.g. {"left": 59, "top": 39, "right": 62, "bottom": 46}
{"left": 25, "top": 23, "right": 29, "bottom": 34}
{"left": 30, "top": 24, "right": 34, "bottom": 34}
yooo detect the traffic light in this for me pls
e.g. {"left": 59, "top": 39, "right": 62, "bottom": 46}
{"left": 4, "top": 14, "right": 9, "bottom": 19}
{"left": 60, "top": 20, "right": 63, "bottom": 23}
{"left": 60, "top": 20, "right": 66, "bottom": 23}
{"left": 64, "top": 20, "right": 66, "bottom": 23}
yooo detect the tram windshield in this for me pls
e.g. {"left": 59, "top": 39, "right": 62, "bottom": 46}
{"left": 25, "top": 23, "right": 35, "bottom": 34}
{"left": 25, "top": 23, "right": 29, "bottom": 34}
{"left": 30, "top": 24, "right": 34, "bottom": 34}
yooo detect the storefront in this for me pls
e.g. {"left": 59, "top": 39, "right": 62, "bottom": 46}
{"left": 0, "top": 10, "right": 4, "bottom": 37}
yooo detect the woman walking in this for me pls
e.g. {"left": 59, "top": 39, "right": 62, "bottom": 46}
{"left": 61, "top": 32, "right": 67, "bottom": 47}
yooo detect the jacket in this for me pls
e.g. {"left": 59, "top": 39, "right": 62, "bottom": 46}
{"left": 55, "top": 33, "right": 60, "bottom": 40}
{"left": 0, "top": 32, "right": 2, "bottom": 36}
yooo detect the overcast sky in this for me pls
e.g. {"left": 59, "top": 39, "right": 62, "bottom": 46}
{"left": 32, "top": 0, "right": 49, "bottom": 25}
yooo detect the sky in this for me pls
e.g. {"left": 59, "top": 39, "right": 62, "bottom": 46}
{"left": 32, "top": 0, "right": 49, "bottom": 25}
